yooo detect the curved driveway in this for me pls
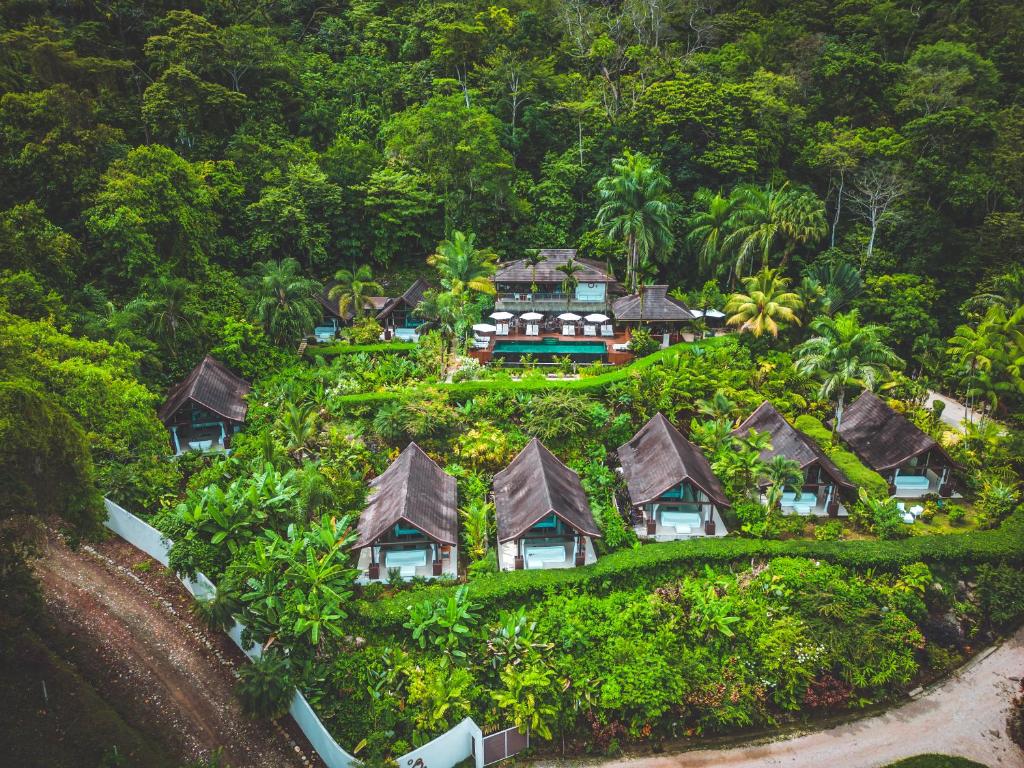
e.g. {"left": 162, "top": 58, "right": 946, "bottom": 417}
{"left": 551, "top": 629, "right": 1024, "bottom": 768}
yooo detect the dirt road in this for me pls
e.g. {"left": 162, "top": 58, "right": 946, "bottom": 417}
{"left": 35, "top": 533, "right": 312, "bottom": 768}
{"left": 578, "top": 630, "right": 1024, "bottom": 768}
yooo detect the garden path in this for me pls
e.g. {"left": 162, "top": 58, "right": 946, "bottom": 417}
{"left": 34, "top": 531, "right": 315, "bottom": 768}
{"left": 926, "top": 390, "right": 972, "bottom": 431}
{"left": 585, "top": 628, "right": 1024, "bottom": 768}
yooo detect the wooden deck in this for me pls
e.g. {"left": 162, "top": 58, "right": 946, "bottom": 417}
{"left": 471, "top": 326, "right": 638, "bottom": 365}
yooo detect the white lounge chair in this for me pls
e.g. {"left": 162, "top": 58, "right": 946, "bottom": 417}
{"left": 472, "top": 335, "right": 490, "bottom": 349}
{"left": 583, "top": 325, "right": 597, "bottom": 336}
{"left": 526, "top": 323, "right": 539, "bottom": 336}
{"left": 496, "top": 323, "right": 510, "bottom": 336}
{"left": 562, "top": 324, "right": 576, "bottom": 336}
{"left": 601, "top": 324, "right": 614, "bottom": 337}
{"left": 612, "top": 342, "right": 630, "bottom": 352}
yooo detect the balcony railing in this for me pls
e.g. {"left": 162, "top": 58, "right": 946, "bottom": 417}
{"left": 496, "top": 293, "right": 606, "bottom": 304}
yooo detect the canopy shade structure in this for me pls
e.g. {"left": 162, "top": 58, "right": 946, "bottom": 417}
{"left": 557, "top": 312, "right": 582, "bottom": 321}
{"left": 689, "top": 309, "right": 705, "bottom": 318}
{"left": 705, "top": 309, "right": 725, "bottom": 318}
{"left": 472, "top": 323, "right": 497, "bottom": 333}
{"left": 584, "top": 313, "right": 609, "bottom": 323}
{"left": 520, "top": 311, "right": 544, "bottom": 321}
{"left": 489, "top": 311, "right": 514, "bottom": 320}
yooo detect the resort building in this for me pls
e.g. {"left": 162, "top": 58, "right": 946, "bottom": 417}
{"left": 493, "top": 249, "right": 618, "bottom": 314}
{"left": 158, "top": 356, "right": 250, "bottom": 455}
{"left": 611, "top": 285, "right": 696, "bottom": 347}
{"left": 353, "top": 442, "right": 458, "bottom": 582}
{"left": 313, "top": 277, "right": 430, "bottom": 342}
{"left": 494, "top": 438, "right": 601, "bottom": 571}
{"left": 375, "top": 278, "right": 431, "bottom": 340}
{"left": 733, "top": 401, "right": 855, "bottom": 515}
{"left": 618, "top": 413, "right": 730, "bottom": 540}
{"left": 836, "top": 391, "right": 959, "bottom": 498}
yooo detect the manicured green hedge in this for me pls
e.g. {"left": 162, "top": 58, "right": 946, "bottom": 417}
{"left": 886, "top": 756, "right": 987, "bottom": 768}
{"left": 333, "top": 336, "right": 732, "bottom": 407}
{"left": 306, "top": 342, "right": 417, "bottom": 358}
{"left": 795, "top": 413, "right": 890, "bottom": 497}
{"left": 353, "top": 508, "right": 1024, "bottom": 632}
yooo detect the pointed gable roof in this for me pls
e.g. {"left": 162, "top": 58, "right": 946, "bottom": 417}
{"left": 376, "top": 278, "right": 432, "bottom": 321}
{"left": 836, "top": 390, "right": 956, "bottom": 472}
{"left": 733, "top": 401, "right": 854, "bottom": 490}
{"left": 355, "top": 442, "right": 458, "bottom": 548}
{"left": 494, "top": 249, "right": 616, "bottom": 284}
{"left": 158, "top": 356, "right": 250, "bottom": 424}
{"left": 611, "top": 286, "right": 695, "bottom": 322}
{"left": 617, "top": 413, "right": 730, "bottom": 507}
{"left": 493, "top": 438, "right": 601, "bottom": 543}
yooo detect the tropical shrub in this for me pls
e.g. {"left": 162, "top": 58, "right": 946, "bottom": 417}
{"left": 236, "top": 651, "right": 295, "bottom": 720}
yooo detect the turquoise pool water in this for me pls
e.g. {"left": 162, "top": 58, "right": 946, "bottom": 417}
{"left": 492, "top": 338, "right": 607, "bottom": 356}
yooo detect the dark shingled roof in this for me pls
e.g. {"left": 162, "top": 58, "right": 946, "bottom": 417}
{"left": 494, "top": 249, "right": 616, "bottom": 284}
{"left": 376, "top": 277, "right": 431, "bottom": 321}
{"left": 733, "top": 401, "right": 854, "bottom": 490}
{"left": 612, "top": 286, "right": 695, "bottom": 322}
{"left": 493, "top": 438, "right": 601, "bottom": 543}
{"left": 355, "top": 442, "right": 458, "bottom": 548}
{"left": 158, "top": 356, "right": 249, "bottom": 425}
{"left": 617, "top": 413, "right": 730, "bottom": 507}
{"left": 836, "top": 390, "right": 957, "bottom": 472}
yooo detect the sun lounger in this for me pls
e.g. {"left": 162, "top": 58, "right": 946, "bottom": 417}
{"left": 562, "top": 325, "right": 576, "bottom": 336}
{"left": 473, "top": 335, "right": 490, "bottom": 349}
{"left": 496, "top": 323, "right": 509, "bottom": 336}
{"left": 526, "top": 323, "right": 539, "bottom": 336}
{"left": 601, "top": 324, "right": 614, "bottom": 337}
{"left": 612, "top": 343, "right": 630, "bottom": 352}
{"left": 583, "top": 325, "right": 597, "bottom": 336}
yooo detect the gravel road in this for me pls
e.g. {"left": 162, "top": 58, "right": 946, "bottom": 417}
{"left": 35, "top": 533, "right": 313, "bottom": 768}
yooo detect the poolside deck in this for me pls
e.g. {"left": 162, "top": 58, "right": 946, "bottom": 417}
{"left": 472, "top": 327, "right": 636, "bottom": 365}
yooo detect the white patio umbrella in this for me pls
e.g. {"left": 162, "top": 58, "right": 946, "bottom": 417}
{"left": 689, "top": 309, "right": 705, "bottom": 318}
{"left": 584, "top": 313, "right": 609, "bottom": 323}
{"left": 489, "top": 311, "right": 514, "bottom": 320}
{"left": 472, "top": 323, "right": 497, "bottom": 333}
{"left": 520, "top": 311, "right": 544, "bottom": 321}
{"left": 705, "top": 308, "right": 725, "bottom": 318}
{"left": 557, "top": 312, "right": 581, "bottom": 321}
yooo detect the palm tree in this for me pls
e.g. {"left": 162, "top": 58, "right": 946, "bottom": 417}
{"left": 414, "top": 289, "right": 461, "bottom": 369}
{"left": 802, "top": 261, "right": 863, "bottom": 315}
{"left": 696, "top": 390, "right": 738, "bottom": 423}
{"left": 947, "top": 322, "right": 995, "bottom": 424}
{"left": 725, "top": 268, "right": 803, "bottom": 338}
{"left": 761, "top": 455, "right": 805, "bottom": 511}
{"left": 685, "top": 188, "right": 735, "bottom": 281}
{"left": 428, "top": 230, "right": 498, "bottom": 297}
{"left": 328, "top": 264, "right": 383, "bottom": 320}
{"left": 278, "top": 401, "right": 318, "bottom": 461}
{"left": 253, "top": 258, "right": 322, "bottom": 346}
{"left": 126, "top": 275, "right": 192, "bottom": 357}
{"left": 724, "top": 183, "right": 826, "bottom": 277}
{"left": 556, "top": 258, "right": 583, "bottom": 311}
{"left": 595, "top": 151, "right": 675, "bottom": 293}
{"left": 793, "top": 310, "right": 903, "bottom": 428}
{"left": 523, "top": 249, "right": 545, "bottom": 293}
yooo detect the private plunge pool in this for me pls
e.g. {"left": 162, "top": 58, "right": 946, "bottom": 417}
{"left": 492, "top": 337, "right": 608, "bottom": 362}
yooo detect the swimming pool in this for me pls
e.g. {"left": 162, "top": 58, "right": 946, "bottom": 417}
{"left": 492, "top": 337, "right": 607, "bottom": 360}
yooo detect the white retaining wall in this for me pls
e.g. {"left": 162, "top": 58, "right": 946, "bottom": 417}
{"left": 101, "top": 499, "right": 493, "bottom": 768}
